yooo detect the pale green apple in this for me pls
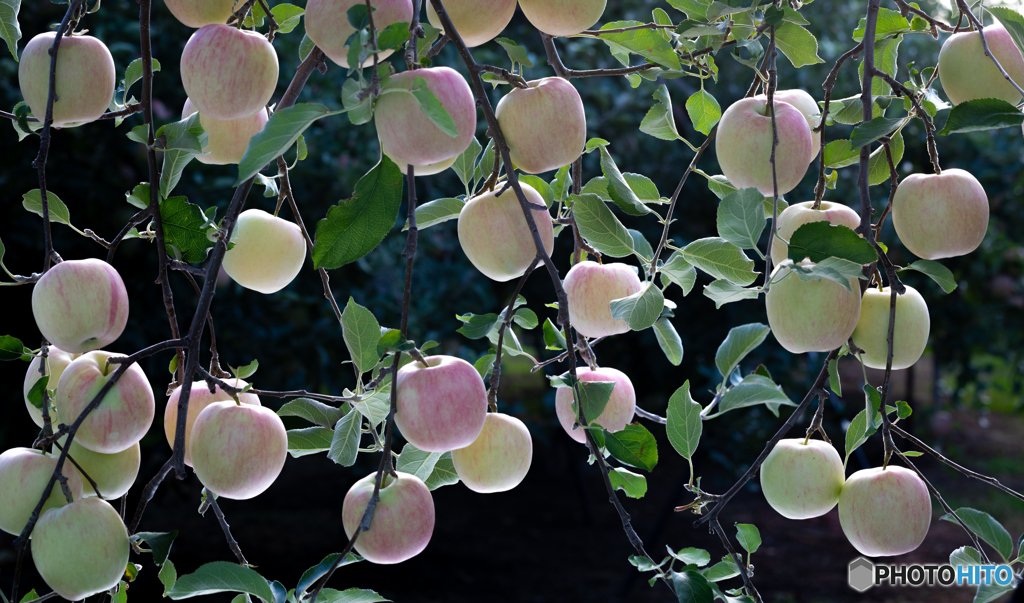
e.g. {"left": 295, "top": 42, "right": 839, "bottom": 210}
{"left": 771, "top": 201, "right": 862, "bottom": 265}
{"left": 765, "top": 260, "right": 861, "bottom": 354}
{"left": 165, "top": 379, "right": 261, "bottom": 466}
{"left": 839, "top": 466, "right": 932, "bottom": 557}
{"left": 716, "top": 97, "right": 813, "bottom": 196}
{"left": 164, "top": 0, "right": 238, "bottom": 27}
{"left": 851, "top": 285, "right": 930, "bottom": 370}
{"left": 222, "top": 209, "right": 306, "bottom": 294}
{"left": 519, "top": 0, "right": 607, "bottom": 37}
{"left": 182, "top": 98, "right": 268, "bottom": 165}
{"left": 57, "top": 436, "right": 140, "bottom": 500}
{"left": 382, "top": 141, "right": 457, "bottom": 176}
{"left": 563, "top": 261, "right": 643, "bottom": 338}
{"left": 23, "top": 346, "right": 80, "bottom": 427}
{"left": 427, "top": 0, "right": 517, "bottom": 47}
{"left": 891, "top": 168, "right": 988, "bottom": 260}
{"left": 938, "top": 25, "right": 1024, "bottom": 105}
{"left": 772, "top": 89, "right": 822, "bottom": 163}
{"left": 760, "top": 438, "right": 844, "bottom": 519}
{"left": 451, "top": 413, "right": 533, "bottom": 493}
{"left": 19, "top": 32, "right": 115, "bottom": 128}
{"left": 305, "top": 0, "right": 413, "bottom": 68}
{"left": 0, "top": 447, "right": 84, "bottom": 536}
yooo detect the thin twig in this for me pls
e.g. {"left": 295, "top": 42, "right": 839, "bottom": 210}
{"left": 206, "top": 494, "right": 248, "bottom": 565}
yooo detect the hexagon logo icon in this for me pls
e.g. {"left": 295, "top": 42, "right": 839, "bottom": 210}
{"left": 848, "top": 557, "right": 875, "bottom": 592}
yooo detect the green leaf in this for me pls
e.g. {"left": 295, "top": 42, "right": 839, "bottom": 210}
{"left": 608, "top": 467, "right": 648, "bottom": 499}
{"left": 660, "top": 251, "right": 697, "bottom": 295}
{"left": 411, "top": 197, "right": 465, "bottom": 231}
{"left": 599, "top": 147, "right": 649, "bottom": 216}
{"left": 160, "top": 196, "right": 216, "bottom": 264}
{"left": 26, "top": 377, "right": 46, "bottom": 409}
{"left": 342, "top": 298, "right": 382, "bottom": 376}
{"left": 715, "top": 323, "right": 770, "bottom": 379}
{"left": 843, "top": 407, "right": 881, "bottom": 466}
{"left": 828, "top": 358, "right": 842, "bottom": 396}
{"left": 822, "top": 139, "right": 861, "bottom": 169}
{"left": 512, "top": 307, "right": 539, "bottom": 330}
{"left": 570, "top": 193, "right": 635, "bottom": 257}
{"left": 159, "top": 559, "right": 177, "bottom": 594}
{"left": 653, "top": 318, "right": 684, "bottom": 366}
{"left": 237, "top": 104, "right": 343, "bottom": 185}
{"left": 406, "top": 76, "right": 458, "bottom": 137}
{"left": 717, "top": 188, "right": 766, "bottom": 250}
{"left": 277, "top": 398, "right": 346, "bottom": 429}
{"left": 938, "top": 98, "right": 1024, "bottom": 135}
{"left": 494, "top": 37, "right": 533, "bottom": 67}
{"left": 975, "top": 581, "right": 1016, "bottom": 603}
{"left": 543, "top": 318, "right": 567, "bottom": 350}
{"left": 295, "top": 553, "right": 363, "bottom": 598}
{"left": 703, "top": 279, "right": 760, "bottom": 308}
{"left": 603, "top": 424, "right": 658, "bottom": 472}
{"left": 849, "top": 116, "right": 904, "bottom": 149}
{"left": 157, "top": 113, "right": 207, "bottom": 198}
{"left": 315, "top": 588, "right": 389, "bottom": 603}
{"left": 685, "top": 89, "right": 722, "bottom": 135}
{"left": 231, "top": 359, "right": 259, "bottom": 380}
{"left": 22, "top": 189, "right": 72, "bottom": 226}
{"left": 666, "top": 381, "right": 702, "bottom": 460}
{"left": 597, "top": 20, "right": 681, "bottom": 70}
{"left": 672, "top": 570, "right": 714, "bottom": 603}
{"left": 0, "top": 0, "right": 21, "bottom": 61}
{"left": 121, "top": 58, "right": 161, "bottom": 105}
{"left": 899, "top": 260, "right": 957, "bottom": 294}
{"left": 896, "top": 400, "right": 912, "bottom": 420}
{"left": 167, "top": 561, "right": 276, "bottom": 602}
{"left": 327, "top": 411, "right": 361, "bottom": 467}
{"left": 134, "top": 531, "right": 178, "bottom": 566}
{"left": 867, "top": 128, "right": 904, "bottom": 186}
{"left": 852, "top": 7, "right": 911, "bottom": 41}
{"left": 609, "top": 283, "right": 665, "bottom": 331}
{"left": 270, "top": 4, "right": 305, "bottom": 34}
{"left": 452, "top": 137, "right": 482, "bottom": 193}
{"left": 351, "top": 380, "right": 391, "bottom": 427}
{"left": 456, "top": 313, "right": 500, "bottom": 339}
{"left": 735, "top": 523, "right": 761, "bottom": 554}
{"left": 669, "top": 548, "right": 711, "bottom": 567}
{"left": 787, "top": 222, "right": 875, "bottom": 264}
{"left": 702, "top": 560, "right": 741, "bottom": 582}
{"left": 940, "top": 508, "right": 1013, "bottom": 561}
{"left": 576, "top": 380, "right": 616, "bottom": 425}
{"left": 682, "top": 237, "right": 757, "bottom": 285}
{"left": 423, "top": 452, "right": 460, "bottom": 490}
{"left": 312, "top": 157, "right": 404, "bottom": 270}
{"left": 711, "top": 374, "right": 793, "bottom": 418}
{"left": 396, "top": 443, "right": 445, "bottom": 482}
{"left": 774, "top": 22, "right": 824, "bottom": 68}
{"left": 286, "top": 427, "right": 334, "bottom": 457}
{"left": 990, "top": 7, "right": 1024, "bottom": 59}
{"left": 640, "top": 85, "right": 682, "bottom": 141}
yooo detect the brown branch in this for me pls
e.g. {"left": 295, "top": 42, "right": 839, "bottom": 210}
{"left": 128, "top": 456, "right": 174, "bottom": 533}
{"left": 813, "top": 41, "right": 864, "bottom": 208}
{"left": 954, "top": 0, "right": 1024, "bottom": 99}
{"left": 0, "top": 103, "right": 142, "bottom": 123}
{"left": 764, "top": 26, "right": 781, "bottom": 287}
{"left": 870, "top": 68, "right": 940, "bottom": 174}
{"left": 711, "top": 518, "right": 762, "bottom": 602}
{"left": 488, "top": 264, "right": 536, "bottom": 411}
{"left": 206, "top": 494, "right": 248, "bottom": 565}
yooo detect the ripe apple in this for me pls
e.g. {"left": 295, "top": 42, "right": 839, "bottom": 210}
{"left": 716, "top": 97, "right": 813, "bottom": 196}
{"left": 772, "top": 90, "right": 822, "bottom": 163}
{"left": 494, "top": 77, "right": 587, "bottom": 174}
{"left": 395, "top": 355, "right": 488, "bottom": 452}
{"left": 342, "top": 471, "right": 434, "bottom": 564}
{"left": 891, "top": 169, "right": 989, "bottom": 260}
{"left": 382, "top": 141, "right": 456, "bottom": 176}
{"left": 31, "top": 497, "right": 129, "bottom": 601}
{"left": 31, "top": 258, "right": 129, "bottom": 354}
{"left": 23, "top": 346, "right": 80, "bottom": 428}
{"left": 938, "top": 25, "right": 1024, "bottom": 105}
{"left": 519, "top": 0, "right": 607, "bottom": 37}
{"left": 189, "top": 401, "right": 288, "bottom": 500}
{"left": 164, "top": 0, "right": 237, "bottom": 28}
{"left": 427, "top": 0, "right": 517, "bottom": 47}
{"left": 222, "top": 209, "right": 307, "bottom": 294}
{"left": 458, "top": 182, "right": 555, "bottom": 282}
{"left": 180, "top": 24, "right": 279, "bottom": 120}
{"left": 57, "top": 436, "right": 140, "bottom": 500}
{"left": 375, "top": 67, "right": 478, "bottom": 167}
{"left": 55, "top": 351, "right": 155, "bottom": 454}
{"left": 0, "top": 447, "right": 84, "bottom": 536}
{"left": 164, "top": 379, "right": 261, "bottom": 466}
{"left": 19, "top": 32, "right": 115, "bottom": 128}
{"left": 760, "top": 438, "right": 844, "bottom": 520}
{"left": 765, "top": 260, "right": 861, "bottom": 354}
{"left": 839, "top": 465, "right": 932, "bottom": 557}
{"left": 182, "top": 98, "right": 268, "bottom": 165}
{"left": 451, "top": 413, "right": 533, "bottom": 493}
{"left": 771, "top": 201, "right": 862, "bottom": 265}
{"left": 555, "top": 366, "right": 636, "bottom": 443}
{"left": 563, "top": 261, "right": 643, "bottom": 339}
{"left": 305, "top": 0, "right": 414, "bottom": 68}
{"left": 851, "top": 285, "right": 930, "bottom": 370}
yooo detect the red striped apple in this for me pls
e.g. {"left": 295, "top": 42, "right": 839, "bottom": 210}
{"left": 180, "top": 24, "right": 279, "bottom": 120}
{"left": 938, "top": 25, "right": 1024, "bottom": 105}
{"left": 519, "top": 0, "right": 607, "bottom": 37}
{"left": 555, "top": 366, "right": 636, "bottom": 443}
{"left": 395, "top": 355, "right": 488, "bottom": 452}
{"left": 55, "top": 351, "right": 155, "bottom": 454}
{"left": 839, "top": 466, "right": 932, "bottom": 557}
{"left": 451, "top": 413, "right": 533, "bottom": 493}
{"left": 457, "top": 182, "right": 555, "bottom": 282}
{"left": 851, "top": 285, "right": 930, "bottom": 370}
{"left": 182, "top": 99, "right": 268, "bottom": 165}
{"left": 771, "top": 201, "right": 862, "bottom": 265}
{"left": 222, "top": 209, "right": 307, "bottom": 294}
{"left": 342, "top": 471, "right": 434, "bottom": 564}
{"left": 306, "top": 0, "right": 413, "bottom": 68}
{"left": 766, "top": 260, "right": 861, "bottom": 354}
{"left": 760, "top": 438, "right": 844, "bottom": 519}
{"left": 190, "top": 402, "right": 288, "bottom": 500}
{"left": 0, "top": 448, "right": 84, "bottom": 536}
{"left": 24, "top": 346, "right": 80, "bottom": 427}
{"left": 165, "top": 379, "right": 261, "bottom": 466}
{"left": 716, "top": 97, "right": 813, "bottom": 196}
{"left": 32, "top": 258, "right": 129, "bottom": 354}
{"left": 58, "top": 437, "right": 140, "bottom": 500}
{"left": 563, "top": 261, "right": 643, "bottom": 338}
{"left": 772, "top": 90, "right": 822, "bottom": 163}
{"left": 495, "top": 77, "right": 586, "bottom": 175}
{"left": 164, "top": 0, "right": 238, "bottom": 28}
{"left": 427, "top": 0, "right": 517, "bottom": 47}
{"left": 891, "top": 169, "right": 988, "bottom": 260}
{"left": 19, "top": 32, "right": 115, "bottom": 128}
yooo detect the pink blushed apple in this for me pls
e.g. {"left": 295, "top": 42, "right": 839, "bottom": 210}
{"left": 164, "top": 379, "right": 261, "bottom": 466}
{"left": 891, "top": 169, "right": 989, "bottom": 260}
{"left": 495, "top": 77, "right": 587, "bottom": 174}
{"left": 305, "top": 0, "right": 414, "bottom": 68}
{"left": 19, "top": 32, "right": 115, "bottom": 128}
{"left": 760, "top": 438, "right": 844, "bottom": 520}
{"left": 222, "top": 209, "right": 307, "bottom": 294}
{"left": 451, "top": 413, "right": 533, "bottom": 493}
{"left": 395, "top": 355, "right": 488, "bottom": 452}
{"left": 851, "top": 286, "right": 930, "bottom": 370}
{"left": 180, "top": 24, "right": 279, "bottom": 120}
{"left": 182, "top": 99, "right": 269, "bottom": 165}
{"left": 0, "top": 448, "right": 84, "bottom": 536}
{"left": 519, "top": 0, "right": 607, "bottom": 37}
{"left": 563, "top": 261, "right": 643, "bottom": 338}
{"left": 427, "top": 0, "right": 517, "bottom": 47}
{"left": 772, "top": 89, "right": 822, "bottom": 163}
{"left": 555, "top": 366, "right": 636, "bottom": 443}
{"left": 939, "top": 25, "right": 1024, "bottom": 105}
{"left": 771, "top": 201, "right": 862, "bottom": 265}
{"left": 31, "top": 258, "right": 129, "bottom": 354}
{"left": 164, "top": 0, "right": 238, "bottom": 28}
{"left": 342, "top": 471, "right": 434, "bottom": 564}
{"left": 839, "top": 466, "right": 932, "bottom": 557}
{"left": 716, "top": 97, "right": 813, "bottom": 196}
{"left": 24, "top": 346, "right": 80, "bottom": 427}
{"left": 382, "top": 141, "right": 457, "bottom": 176}
{"left": 765, "top": 260, "right": 861, "bottom": 354}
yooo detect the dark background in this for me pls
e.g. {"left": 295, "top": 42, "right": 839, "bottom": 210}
{"left": 1, "top": 0, "right": 1023, "bottom": 601}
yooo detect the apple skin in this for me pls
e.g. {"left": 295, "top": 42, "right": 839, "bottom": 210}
{"left": 427, "top": 0, "right": 517, "bottom": 47}
{"left": 375, "top": 67, "right": 478, "bottom": 167}
{"left": 189, "top": 402, "right": 288, "bottom": 500}
{"left": 458, "top": 182, "right": 555, "bottom": 282}
{"left": 164, "top": 0, "right": 237, "bottom": 27}
{"left": 760, "top": 438, "right": 844, "bottom": 520}
{"left": 395, "top": 355, "right": 488, "bottom": 452}
{"left": 182, "top": 98, "right": 269, "bottom": 165}
{"left": 31, "top": 497, "right": 130, "bottom": 601}
{"left": 891, "top": 169, "right": 989, "bottom": 260}
{"left": 382, "top": 141, "right": 456, "bottom": 176}
{"left": 519, "top": 0, "right": 607, "bottom": 37}
{"left": 222, "top": 209, "right": 307, "bottom": 294}
{"left": 839, "top": 466, "right": 932, "bottom": 557}
{"left": 765, "top": 260, "right": 861, "bottom": 354}
{"left": 772, "top": 90, "right": 822, "bottom": 163}
{"left": 716, "top": 97, "right": 813, "bottom": 196}
{"left": 451, "top": 413, "right": 533, "bottom": 493}
{"left": 180, "top": 24, "right": 279, "bottom": 120}
{"left": 495, "top": 77, "right": 587, "bottom": 174}
{"left": 771, "top": 201, "right": 862, "bottom": 265}
{"left": 555, "top": 367, "right": 636, "bottom": 444}
{"left": 342, "top": 471, "right": 435, "bottom": 564}
{"left": 31, "top": 258, "right": 129, "bottom": 354}
{"left": 0, "top": 448, "right": 84, "bottom": 536}
{"left": 57, "top": 436, "right": 140, "bottom": 500}
{"left": 851, "top": 286, "right": 930, "bottom": 370}
{"left": 55, "top": 351, "right": 156, "bottom": 454}
{"left": 938, "top": 25, "right": 1024, "bottom": 105}
{"left": 19, "top": 32, "right": 115, "bottom": 128}
{"left": 305, "top": 0, "right": 414, "bottom": 68}
{"left": 563, "top": 261, "right": 643, "bottom": 338}
{"left": 164, "top": 379, "right": 261, "bottom": 466}
{"left": 24, "top": 347, "right": 80, "bottom": 428}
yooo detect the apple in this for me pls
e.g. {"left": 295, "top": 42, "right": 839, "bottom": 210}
{"left": 494, "top": 77, "right": 587, "bottom": 174}
{"left": 164, "top": 379, "right": 261, "bottom": 466}
{"left": 555, "top": 366, "right": 636, "bottom": 443}
{"left": 395, "top": 355, "right": 488, "bottom": 452}
{"left": 382, "top": 140, "right": 457, "bottom": 176}
{"left": 19, "top": 32, "right": 115, "bottom": 128}
{"left": 562, "top": 261, "right": 643, "bottom": 339}
{"left": 771, "top": 90, "right": 822, "bottom": 163}
{"left": 375, "top": 67, "right": 477, "bottom": 167}
{"left": 457, "top": 182, "right": 555, "bottom": 282}
{"left": 182, "top": 98, "right": 269, "bottom": 165}
{"left": 164, "top": 0, "right": 237, "bottom": 28}
{"left": 31, "top": 497, "right": 129, "bottom": 601}
{"left": 771, "top": 201, "right": 862, "bottom": 265}
{"left": 519, "top": 0, "right": 607, "bottom": 37}
{"left": 222, "top": 209, "right": 307, "bottom": 294}
{"left": 451, "top": 413, "right": 533, "bottom": 493}
{"left": 0, "top": 448, "right": 84, "bottom": 536}
{"left": 765, "top": 260, "right": 862, "bottom": 354}
{"left": 55, "top": 351, "right": 155, "bottom": 454}
{"left": 760, "top": 438, "right": 844, "bottom": 520}
{"left": 189, "top": 401, "right": 288, "bottom": 500}
{"left": 891, "top": 169, "right": 989, "bottom": 260}
{"left": 23, "top": 346, "right": 80, "bottom": 428}
{"left": 716, "top": 97, "right": 813, "bottom": 196}
{"left": 57, "top": 436, "right": 140, "bottom": 500}
{"left": 427, "top": 0, "right": 517, "bottom": 47}
{"left": 938, "top": 24, "right": 1024, "bottom": 105}
{"left": 180, "top": 24, "right": 279, "bottom": 120}
{"left": 839, "top": 465, "right": 932, "bottom": 557}
{"left": 305, "top": 0, "right": 414, "bottom": 68}
{"left": 851, "top": 285, "right": 930, "bottom": 370}
{"left": 342, "top": 471, "right": 434, "bottom": 564}
{"left": 32, "top": 258, "right": 129, "bottom": 354}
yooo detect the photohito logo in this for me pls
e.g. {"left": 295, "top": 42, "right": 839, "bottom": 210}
{"left": 848, "top": 557, "right": 1016, "bottom": 591}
